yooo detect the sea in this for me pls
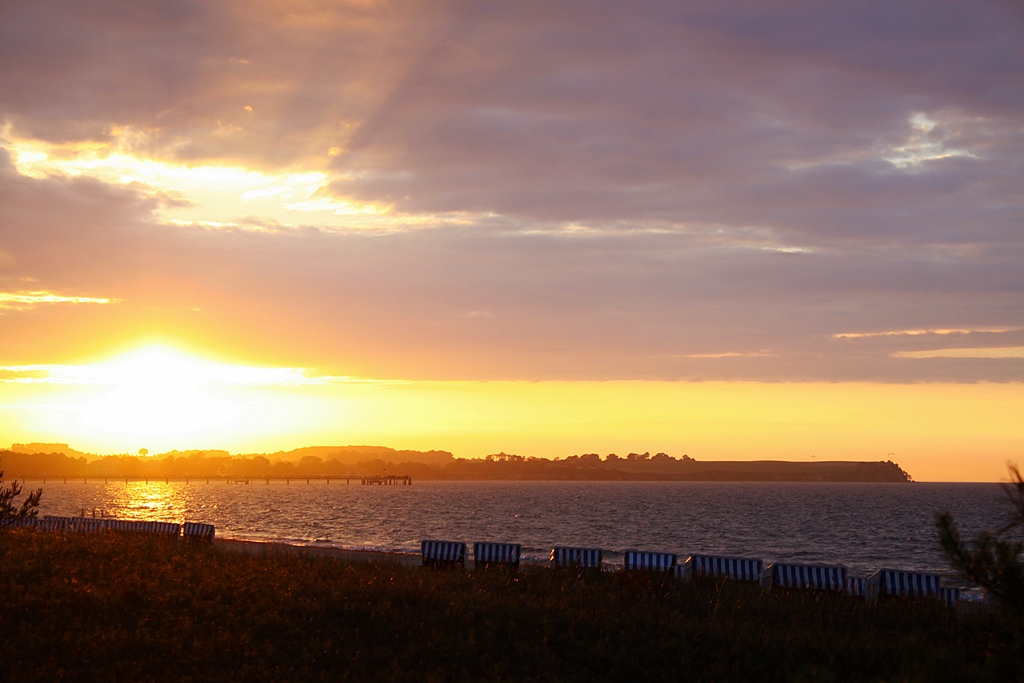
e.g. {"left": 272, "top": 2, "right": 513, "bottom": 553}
{"left": 30, "top": 480, "right": 1010, "bottom": 583}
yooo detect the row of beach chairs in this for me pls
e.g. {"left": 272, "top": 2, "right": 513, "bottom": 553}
{"left": 5, "top": 518, "right": 960, "bottom": 606}
{"left": 3, "top": 515, "right": 215, "bottom": 542}
{"left": 422, "top": 541, "right": 962, "bottom": 607}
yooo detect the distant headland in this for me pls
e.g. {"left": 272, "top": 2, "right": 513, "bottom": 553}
{"left": 3, "top": 443, "right": 912, "bottom": 483}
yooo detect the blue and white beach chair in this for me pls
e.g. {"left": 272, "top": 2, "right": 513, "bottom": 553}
{"left": 846, "top": 576, "right": 866, "bottom": 598}
{"left": 551, "top": 546, "right": 604, "bottom": 570}
{"left": 104, "top": 518, "right": 135, "bottom": 534}
{"left": 182, "top": 522, "right": 216, "bottom": 542}
{"left": 474, "top": 542, "right": 521, "bottom": 569}
{"left": 105, "top": 519, "right": 180, "bottom": 537}
{"left": 623, "top": 550, "right": 677, "bottom": 572}
{"left": 70, "top": 517, "right": 106, "bottom": 534}
{"left": 762, "top": 563, "right": 847, "bottom": 591}
{"left": 40, "top": 515, "right": 73, "bottom": 532}
{"left": 0, "top": 516, "right": 37, "bottom": 530}
{"left": 142, "top": 521, "right": 181, "bottom": 537}
{"left": 866, "top": 569, "right": 942, "bottom": 602}
{"left": 421, "top": 540, "right": 467, "bottom": 569}
{"left": 938, "top": 586, "right": 961, "bottom": 608}
{"left": 679, "top": 555, "right": 763, "bottom": 582}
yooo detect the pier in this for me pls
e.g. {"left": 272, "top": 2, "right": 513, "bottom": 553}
{"left": 360, "top": 475, "right": 412, "bottom": 486}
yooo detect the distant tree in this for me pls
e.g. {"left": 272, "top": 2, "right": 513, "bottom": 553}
{"left": 1002, "top": 464, "right": 1024, "bottom": 535}
{"left": 605, "top": 454, "right": 620, "bottom": 462}
{"left": 652, "top": 452, "right": 673, "bottom": 462}
{"left": 485, "top": 453, "right": 525, "bottom": 463}
{"left": 138, "top": 448, "right": 148, "bottom": 456}
{"left": 0, "top": 459, "right": 42, "bottom": 528}
{"left": 936, "top": 463, "right": 1024, "bottom": 613}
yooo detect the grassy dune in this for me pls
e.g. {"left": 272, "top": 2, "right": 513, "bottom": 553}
{"left": 0, "top": 531, "right": 1018, "bottom": 682}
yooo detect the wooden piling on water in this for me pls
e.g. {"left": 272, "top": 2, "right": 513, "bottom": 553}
{"left": 360, "top": 475, "right": 413, "bottom": 486}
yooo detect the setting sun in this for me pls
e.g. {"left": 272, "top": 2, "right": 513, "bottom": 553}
{"left": 0, "top": 346, "right": 331, "bottom": 447}
{"left": 75, "top": 349, "right": 247, "bottom": 436}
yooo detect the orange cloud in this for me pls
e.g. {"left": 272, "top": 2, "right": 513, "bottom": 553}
{"left": 0, "top": 290, "right": 115, "bottom": 311}
{"left": 834, "top": 327, "right": 1022, "bottom": 339}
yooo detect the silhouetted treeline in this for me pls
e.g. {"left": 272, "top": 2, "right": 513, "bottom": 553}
{"left": 399, "top": 452, "right": 912, "bottom": 482}
{"left": 1, "top": 448, "right": 913, "bottom": 482}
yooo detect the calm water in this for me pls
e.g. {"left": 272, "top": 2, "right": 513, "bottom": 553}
{"left": 31, "top": 480, "right": 1009, "bottom": 580}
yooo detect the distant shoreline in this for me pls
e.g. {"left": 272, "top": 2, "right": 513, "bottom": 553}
{"left": 3, "top": 446, "right": 914, "bottom": 483}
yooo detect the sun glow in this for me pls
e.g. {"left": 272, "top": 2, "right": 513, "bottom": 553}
{"left": 0, "top": 346, "right": 369, "bottom": 449}
{"left": 2, "top": 347, "right": 1023, "bottom": 480}
{"left": 0, "top": 346, "right": 329, "bottom": 439}
{"left": 74, "top": 350, "right": 250, "bottom": 436}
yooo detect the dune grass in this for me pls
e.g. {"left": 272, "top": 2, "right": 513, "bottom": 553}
{"left": 0, "top": 530, "right": 1017, "bottom": 682}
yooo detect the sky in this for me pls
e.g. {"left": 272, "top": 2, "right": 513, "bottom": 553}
{"left": 0, "top": 1, "right": 1022, "bottom": 480}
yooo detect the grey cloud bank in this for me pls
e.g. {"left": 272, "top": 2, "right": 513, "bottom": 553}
{"left": 0, "top": 0, "right": 1021, "bottom": 382}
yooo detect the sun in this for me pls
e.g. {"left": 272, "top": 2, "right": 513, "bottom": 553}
{"left": 75, "top": 348, "right": 249, "bottom": 437}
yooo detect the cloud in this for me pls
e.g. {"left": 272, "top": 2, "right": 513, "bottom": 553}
{"left": 1, "top": 152, "right": 1021, "bottom": 383}
{"left": 0, "top": 291, "right": 116, "bottom": 311}
{"left": 0, "top": 357, "right": 407, "bottom": 386}
{"left": 833, "top": 327, "right": 1023, "bottom": 339}
{"left": 893, "top": 347, "right": 1024, "bottom": 360}
{"left": 323, "top": 2, "right": 1024, "bottom": 245}
{"left": 0, "top": 0, "right": 448, "bottom": 166}
{"left": 3, "top": 1, "right": 1022, "bottom": 244}
{"left": 0, "top": 1, "right": 1022, "bottom": 383}
{"left": 681, "top": 352, "right": 776, "bottom": 359}
{"left": 3, "top": 130, "right": 396, "bottom": 231}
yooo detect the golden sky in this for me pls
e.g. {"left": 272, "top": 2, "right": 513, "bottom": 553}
{"left": 1, "top": 1, "right": 1023, "bottom": 480}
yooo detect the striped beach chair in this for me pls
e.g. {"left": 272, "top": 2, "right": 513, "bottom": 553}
{"left": 938, "top": 586, "right": 960, "bottom": 608}
{"left": 866, "top": 569, "right": 942, "bottom": 602}
{"left": 147, "top": 521, "right": 181, "bottom": 537}
{"left": 846, "top": 576, "right": 866, "bottom": 598}
{"left": 40, "top": 515, "right": 73, "bottom": 532}
{"left": 421, "top": 540, "right": 467, "bottom": 569}
{"left": 680, "top": 555, "right": 763, "bottom": 582}
{"left": 551, "top": 546, "right": 604, "bottom": 570}
{"left": 104, "top": 518, "right": 137, "bottom": 534}
{"left": 106, "top": 519, "right": 181, "bottom": 537}
{"left": 624, "top": 550, "right": 677, "bottom": 572}
{"left": 763, "top": 563, "right": 847, "bottom": 591}
{"left": 474, "top": 542, "right": 521, "bottom": 569}
{"left": 0, "top": 516, "right": 37, "bottom": 530}
{"left": 70, "top": 517, "right": 106, "bottom": 534}
{"left": 182, "top": 522, "right": 216, "bottom": 542}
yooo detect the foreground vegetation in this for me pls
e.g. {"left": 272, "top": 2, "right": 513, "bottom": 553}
{"left": 1, "top": 532, "right": 1020, "bottom": 682}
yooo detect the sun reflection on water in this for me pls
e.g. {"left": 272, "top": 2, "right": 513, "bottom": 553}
{"left": 116, "top": 481, "right": 185, "bottom": 521}
{"left": 42, "top": 481, "right": 202, "bottom": 524}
